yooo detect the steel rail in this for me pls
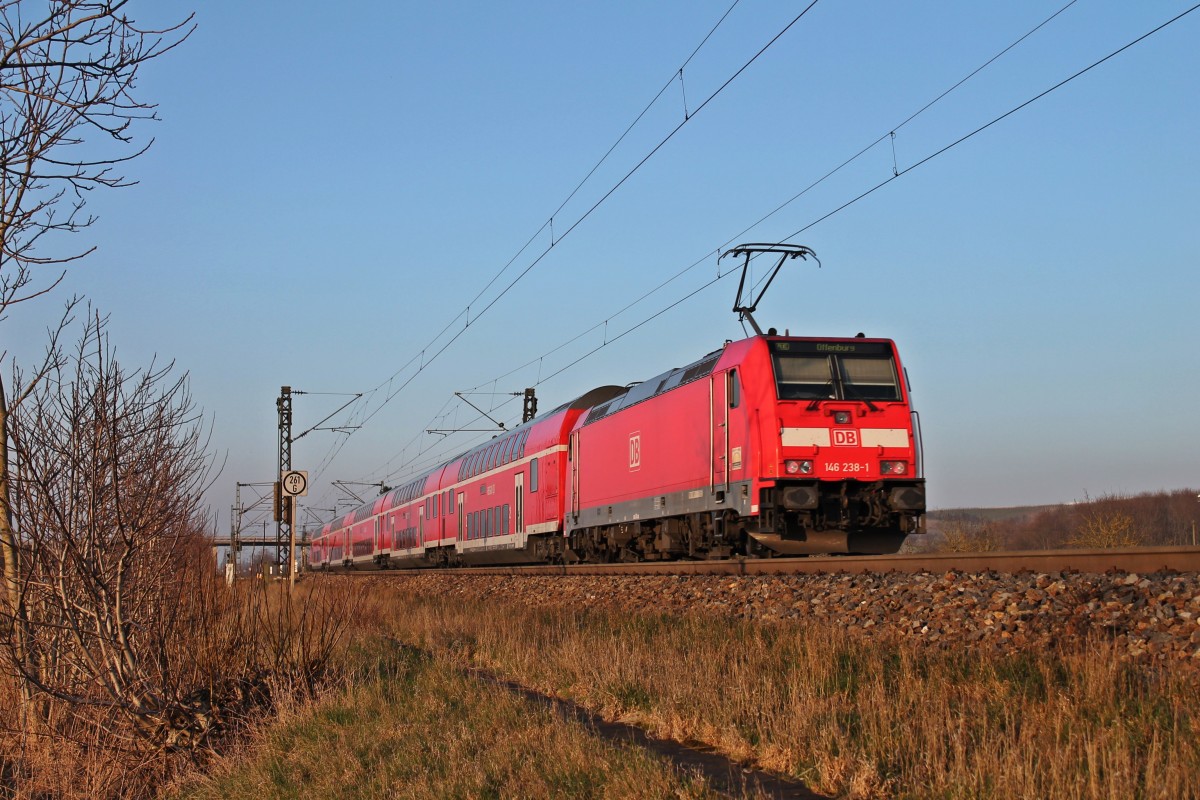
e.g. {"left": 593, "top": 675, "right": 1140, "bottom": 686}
{"left": 370, "top": 545, "right": 1200, "bottom": 578}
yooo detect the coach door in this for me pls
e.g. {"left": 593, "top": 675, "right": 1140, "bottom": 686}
{"left": 514, "top": 472, "right": 525, "bottom": 538}
{"left": 457, "top": 491, "right": 465, "bottom": 541}
{"left": 710, "top": 372, "right": 729, "bottom": 495}
{"left": 569, "top": 431, "right": 581, "bottom": 522}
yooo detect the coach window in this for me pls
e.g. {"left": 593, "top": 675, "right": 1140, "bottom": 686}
{"left": 529, "top": 457, "right": 539, "bottom": 492}
{"left": 502, "top": 504, "right": 510, "bottom": 535}
{"left": 502, "top": 434, "right": 516, "bottom": 465}
{"left": 517, "top": 429, "right": 529, "bottom": 459}
{"left": 728, "top": 369, "right": 741, "bottom": 408}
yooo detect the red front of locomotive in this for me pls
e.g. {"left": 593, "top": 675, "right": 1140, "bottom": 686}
{"left": 751, "top": 336, "right": 925, "bottom": 553}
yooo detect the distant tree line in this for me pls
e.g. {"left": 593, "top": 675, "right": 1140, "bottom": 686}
{"left": 920, "top": 489, "right": 1200, "bottom": 553}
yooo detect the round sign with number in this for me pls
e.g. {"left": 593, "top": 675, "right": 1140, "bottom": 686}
{"left": 282, "top": 470, "right": 308, "bottom": 497}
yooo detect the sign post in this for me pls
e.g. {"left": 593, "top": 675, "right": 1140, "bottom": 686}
{"left": 281, "top": 470, "right": 308, "bottom": 589}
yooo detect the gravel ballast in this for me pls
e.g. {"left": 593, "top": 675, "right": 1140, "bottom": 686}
{"left": 389, "top": 569, "right": 1200, "bottom": 671}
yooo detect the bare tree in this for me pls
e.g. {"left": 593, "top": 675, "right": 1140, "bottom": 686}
{"left": 0, "top": 1, "right": 191, "bottom": 718}
{"left": 0, "top": 312, "right": 358, "bottom": 800}
{"left": 0, "top": 1, "right": 193, "bottom": 314}
{"left": 3, "top": 310, "right": 216, "bottom": 745}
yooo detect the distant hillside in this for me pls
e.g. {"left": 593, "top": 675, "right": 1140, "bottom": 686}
{"left": 927, "top": 506, "right": 1062, "bottom": 524}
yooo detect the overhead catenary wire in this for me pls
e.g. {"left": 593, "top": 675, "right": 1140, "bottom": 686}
{"left": 444, "top": 0, "right": 1088, "bottom": 403}
{"left": 305, "top": 2, "right": 824, "bottom": 485}
{"left": 350, "top": 0, "right": 750, "bottom": 405}
{"left": 361, "top": 0, "right": 822, "bottom": 425}
{"left": 776, "top": 1, "right": 1200, "bottom": 246}
{"left": 314, "top": 3, "right": 1198, "bottom": 516}
{"left": 366, "top": 0, "right": 1088, "bottom": 423}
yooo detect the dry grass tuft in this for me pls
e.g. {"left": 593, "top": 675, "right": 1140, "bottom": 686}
{"left": 378, "top": 576, "right": 1199, "bottom": 799}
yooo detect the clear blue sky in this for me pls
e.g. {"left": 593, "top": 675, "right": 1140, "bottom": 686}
{"left": 6, "top": 1, "right": 1199, "bottom": 533}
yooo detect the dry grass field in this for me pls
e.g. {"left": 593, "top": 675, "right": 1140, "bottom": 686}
{"left": 364, "top": 579, "right": 1199, "bottom": 799}
{"left": 170, "top": 636, "right": 726, "bottom": 800}
{"left": 7, "top": 572, "right": 1197, "bottom": 799}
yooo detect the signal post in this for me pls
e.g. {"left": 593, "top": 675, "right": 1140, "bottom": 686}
{"left": 276, "top": 468, "right": 308, "bottom": 589}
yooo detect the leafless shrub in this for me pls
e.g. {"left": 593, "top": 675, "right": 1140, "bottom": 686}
{"left": 3, "top": 310, "right": 212, "bottom": 738}
{"left": 0, "top": 314, "right": 362, "bottom": 798}
{"left": 1068, "top": 508, "right": 1144, "bottom": 549}
{"left": 936, "top": 520, "right": 1001, "bottom": 553}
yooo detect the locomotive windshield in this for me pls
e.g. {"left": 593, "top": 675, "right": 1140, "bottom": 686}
{"left": 771, "top": 341, "right": 901, "bottom": 402}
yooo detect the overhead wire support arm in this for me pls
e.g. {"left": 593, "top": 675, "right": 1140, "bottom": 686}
{"left": 332, "top": 480, "right": 391, "bottom": 503}
{"left": 294, "top": 392, "right": 363, "bottom": 441}
{"left": 719, "top": 243, "right": 820, "bottom": 335}
{"left": 453, "top": 391, "right": 508, "bottom": 432}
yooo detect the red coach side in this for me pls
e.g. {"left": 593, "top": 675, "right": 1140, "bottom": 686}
{"left": 446, "top": 385, "right": 623, "bottom": 566}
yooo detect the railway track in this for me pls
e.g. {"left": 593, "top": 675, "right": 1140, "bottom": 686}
{"left": 371, "top": 545, "right": 1200, "bottom": 578}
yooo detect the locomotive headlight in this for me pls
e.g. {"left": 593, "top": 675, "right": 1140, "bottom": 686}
{"left": 785, "top": 459, "right": 813, "bottom": 475}
{"left": 833, "top": 411, "right": 851, "bottom": 424}
{"left": 880, "top": 460, "right": 908, "bottom": 475}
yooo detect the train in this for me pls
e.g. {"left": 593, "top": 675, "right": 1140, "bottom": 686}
{"left": 308, "top": 326, "right": 926, "bottom": 569}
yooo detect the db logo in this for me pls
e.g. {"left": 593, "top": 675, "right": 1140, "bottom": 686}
{"left": 832, "top": 429, "right": 860, "bottom": 447}
{"left": 629, "top": 432, "right": 641, "bottom": 470}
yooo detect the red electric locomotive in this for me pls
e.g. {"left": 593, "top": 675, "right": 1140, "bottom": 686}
{"left": 308, "top": 244, "right": 925, "bottom": 566}
{"left": 563, "top": 333, "right": 925, "bottom": 560}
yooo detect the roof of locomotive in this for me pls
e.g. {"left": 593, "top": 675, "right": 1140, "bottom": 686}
{"left": 580, "top": 334, "right": 901, "bottom": 426}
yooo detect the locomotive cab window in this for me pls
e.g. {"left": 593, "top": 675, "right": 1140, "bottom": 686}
{"left": 774, "top": 355, "right": 834, "bottom": 400}
{"left": 840, "top": 357, "right": 900, "bottom": 401}
{"left": 772, "top": 342, "right": 900, "bottom": 402}
{"left": 727, "top": 369, "right": 740, "bottom": 408}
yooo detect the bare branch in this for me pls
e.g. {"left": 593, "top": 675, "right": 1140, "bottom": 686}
{"left": 0, "top": 1, "right": 194, "bottom": 316}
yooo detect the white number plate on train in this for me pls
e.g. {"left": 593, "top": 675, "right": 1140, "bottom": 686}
{"left": 827, "top": 462, "right": 869, "bottom": 474}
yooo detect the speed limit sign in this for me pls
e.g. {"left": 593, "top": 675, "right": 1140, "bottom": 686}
{"left": 281, "top": 470, "right": 308, "bottom": 497}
